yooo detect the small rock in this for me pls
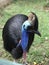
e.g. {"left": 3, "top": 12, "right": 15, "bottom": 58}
{"left": 45, "top": 37, "right": 48, "bottom": 41}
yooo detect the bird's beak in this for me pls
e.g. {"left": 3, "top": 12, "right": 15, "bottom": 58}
{"left": 33, "top": 30, "right": 41, "bottom": 37}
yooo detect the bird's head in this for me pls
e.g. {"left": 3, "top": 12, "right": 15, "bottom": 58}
{"left": 28, "top": 12, "right": 41, "bottom": 37}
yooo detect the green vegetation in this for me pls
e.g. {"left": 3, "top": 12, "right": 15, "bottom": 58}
{"left": 0, "top": 0, "right": 49, "bottom": 65}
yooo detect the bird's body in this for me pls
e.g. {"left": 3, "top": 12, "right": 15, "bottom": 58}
{"left": 2, "top": 13, "right": 40, "bottom": 60}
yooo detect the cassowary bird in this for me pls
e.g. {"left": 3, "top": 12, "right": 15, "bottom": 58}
{"left": 2, "top": 12, "right": 41, "bottom": 64}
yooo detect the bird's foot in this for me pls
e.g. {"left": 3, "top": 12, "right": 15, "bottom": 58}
{"left": 23, "top": 61, "right": 28, "bottom": 65}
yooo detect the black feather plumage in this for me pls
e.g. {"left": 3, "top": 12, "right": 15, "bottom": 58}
{"left": 2, "top": 13, "right": 39, "bottom": 59}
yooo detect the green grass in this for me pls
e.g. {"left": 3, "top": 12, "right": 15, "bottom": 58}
{"left": 0, "top": 0, "right": 49, "bottom": 65}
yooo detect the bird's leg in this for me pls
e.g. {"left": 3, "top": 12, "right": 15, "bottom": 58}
{"left": 14, "top": 59, "right": 16, "bottom": 62}
{"left": 22, "top": 52, "right": 28, "bottom": 65}
{"left": 13, "top": 59, "right": 20, "bottom": 63}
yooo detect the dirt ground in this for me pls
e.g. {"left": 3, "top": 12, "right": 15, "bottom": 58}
{"left": 0, "top": 0, "right": 13, "bottom": 8}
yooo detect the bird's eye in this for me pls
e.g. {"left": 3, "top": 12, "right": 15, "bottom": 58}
{"left": 23, "top": 25, "right": 25, "bottom": 28}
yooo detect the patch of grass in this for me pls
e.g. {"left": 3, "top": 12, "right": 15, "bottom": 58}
{"left": 0, "top": 0, "right": 49, "bottom": 65}
{"left": 44, "top": 2, "right": 49, "bottom": 7}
